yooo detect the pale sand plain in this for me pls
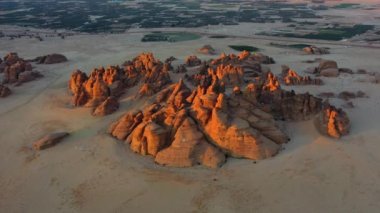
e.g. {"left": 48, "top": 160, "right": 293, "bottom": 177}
{"left": 1, "top": 29, "right": 380, "bottom": 213}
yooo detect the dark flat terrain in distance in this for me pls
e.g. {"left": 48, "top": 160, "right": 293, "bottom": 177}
{"left": 0, "top": 0, "right": 379, "bottom": 41}
{"left": 0, "top": 0, "right": 319, "bottom": 32}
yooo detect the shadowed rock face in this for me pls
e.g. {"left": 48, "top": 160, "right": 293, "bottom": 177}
{"left": 68, "top": 53, "right": 171, "bottom": 116}
{"left": 109, "top": 79, "right": 289, "bottom": 168}
{"left": 281, "top": 65, "right": 323, "bottom": 85}
{"left": 1, "top": 52, "right": 42, "bottom": 85}
{"left": 314, "top": 103, "right": 350, "bottom": 138}
{"left": 315, "top": 60, "right": 339, "bottom": 77}
{"left": 0, "top": 84, "right": 11, "bottom": 98}
{"left": 34, "top": 53, "right": 68, "bottom": 64}
{"left": 185, "top": 55, "right": 202, "bottom": 67}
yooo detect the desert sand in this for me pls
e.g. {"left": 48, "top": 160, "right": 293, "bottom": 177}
{"left": 1, "top": 29, "right": 380, "bottom": 213}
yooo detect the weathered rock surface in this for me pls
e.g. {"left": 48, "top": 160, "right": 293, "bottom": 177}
{"left": 109, "top": 79, "right": 289, "bottom": 168}
{"left": 314, "top": 103, "right": 350, "bottom": 138}
{"left": 93, "top": 96, "right": 119, "bottom": 116}
{"left": 68, "top": 53, "right": 171, "bottom": 115}
{"left": 313, "top": 59, "right": 340, "bottom": 77}
{"left": 105, "top": 52, "right": 351, "bottom": 168}
{"left": 34, "top": 53, "right": 68, "bottom": 64}
{"left": 1, "top": 52, "right": 41, "bottom": 85}
{"left": 33, "top": 132, "right": 69, "bottom": 150}
{"left": 0, "top": 84, "right": 11, "bottom": 97}
{"left": 281, "top": 65, "right": 323, "bottom": 85}
{"left": 303, "top": 46, "right": 330, "bottom": 55}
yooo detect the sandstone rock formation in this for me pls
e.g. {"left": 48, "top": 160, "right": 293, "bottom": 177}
{"left": 185, "top": 55, "right": 202, "bottom": 67}
{"left": 303, "top": 46, "right": 330, "bottom": 55}
{"left": 0, "top": 84, "right": 11, "bottom": 98}
{"left": 93, "top": 96, "right": 119, "bottom": 116}
{"left": 281, "top": 65, "right": 323, "bottom": 85}
{"left": 33, "top": 53, "right": 68, "bottom": 64}
{"left": 314, "top": 103, "right": 350, "bottom": 138}
{"left": 68, "top": 53, "right": 171, "bottom": 115}
{"left": 1, "top": 52, "right": 42, "bottom": 85}
{"left": 109, "top": 79, "right": 289, "bottom": 168}
{"left": 198, "top": 45, "right": 216, "bottom": 55}
{"left": 314, "top": 59, "right": 339, "bottom": 77}
{"left": 186, "top": 51, "right": 270, "bottom": 87}
{"left": 33, "top": 132, "right": 69, "bottom": 150}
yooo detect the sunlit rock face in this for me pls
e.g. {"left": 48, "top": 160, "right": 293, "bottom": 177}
{"left": 68, "top": 53, "right": 171, "bottom": 116}
{"left": 314, "top": 103, "right": 351, "bottom": 139}
{"left": 109, "top": 78, "right": 290, "bottom": 168}
{"left": 281, "top": 65, "right": 323, "bottom": 85}
{"left": 105, "top": 51, "right": 350, "bottom": 168}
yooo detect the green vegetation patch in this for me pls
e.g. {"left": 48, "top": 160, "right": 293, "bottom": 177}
{"left": 269, "top": 43, "right": 311, "bottom": 49}
{"left": 141, "top": 32, "right": 201, "bottom": 42}
{"left": 209, "top": 35, "right": 229, "bottom": 39}
{"left": 277, "top": 24, "right": 374, "bottom": 41}
{"left": 229, "top": 45, "right": 259, "bottom": 52}
{"left": 332, "top": 3, "right": 360, "bottom": 9}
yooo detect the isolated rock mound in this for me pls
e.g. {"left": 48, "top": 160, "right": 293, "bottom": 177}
{"left": 34, "top": 53, "right": 68, "bottom": 64}
{"left": 68, "top": 53, "right": 171, "bottom": 115}
{"left": 109, "top": 79, "right": 289, "bottom": 168}
{"left": 303, "top": 46, "right": 330, "bottom": 55}
{"left": 314, "top": 103, "right": 350, "bottom": 138}
{"left": 281, "top": 65, "right": 323, "bottom": 85}
{"left": 33, "top": 132, "right": 69, "bottom": 150}
{"left": 1, "top": 52, "right": 42, "bottom": 85}
{"left": 313, "top": 59, "right": 339, "bottom": 77}
{"left": 198, "top": 45, "right": 216, "bottom": 55}
{"left": 0, "top": 84, "right": 11, "bottom": 97}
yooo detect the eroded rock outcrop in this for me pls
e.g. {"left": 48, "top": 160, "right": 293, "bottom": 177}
{"left": 68, "top": 53, "right": 171, "bottom": 115}
{"left": 109, "top": 79, "right": 289, "bottom": 168}
{"left": 314, "top": 103, "right": 350, "bottom": 138}
{"left": 1, "top": 52, "right": 42, "bottom": 85}
{"left": 315, "top": 60, "right": 339, "bottom": 77}
{"left": 34, "top": 53, "right": 68, "bottom": 64}
{"left": 281, "top": 65, "right": 323, "bottom": 85}
{"left": 33, "top": 132, "right": 69, "bottom": 150}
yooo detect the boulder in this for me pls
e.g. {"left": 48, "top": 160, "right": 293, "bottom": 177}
{"left": 0, "top": 84, "right": 11, "bottom": 97}
{"left": 318, "top": 60, "right": 338, "bottom": 72}
{"left": 34, "top": 53, "right": 68, "bottom": 64}
{"left": 314, "top": 103, "right": 350, "bottom": 139}
{"left": 33, "top": 132, "right": 69, "bottom": 150}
